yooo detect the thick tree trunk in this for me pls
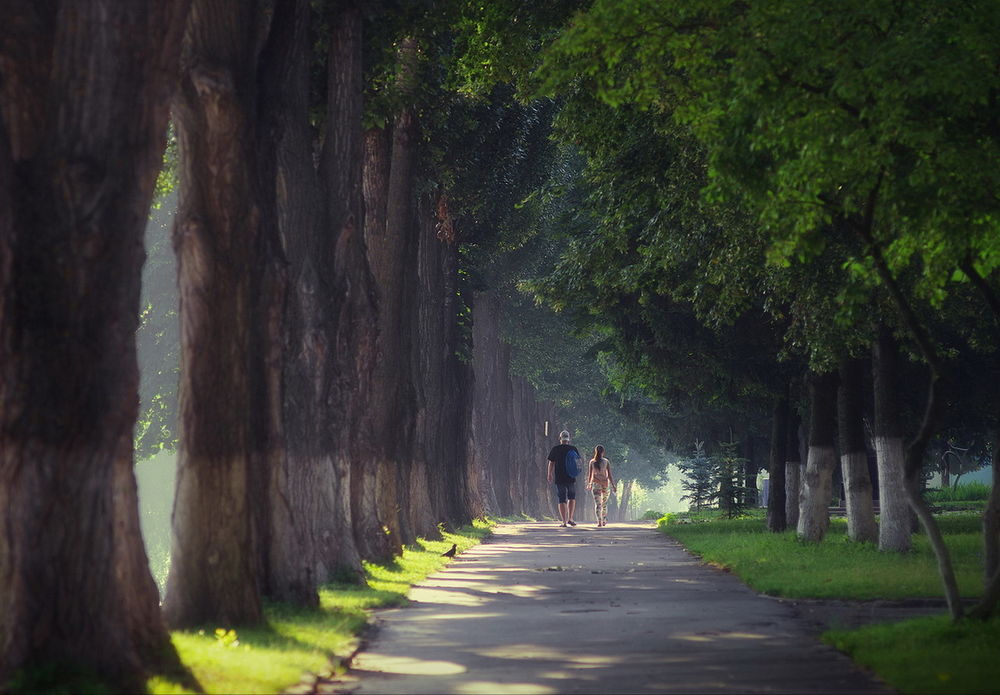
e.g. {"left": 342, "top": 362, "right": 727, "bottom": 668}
{"left": 784, "top": 408, "right": 802, "bottom": 529}
{"left": 356, "top": 126, "right": 397, "bottom": 560}
{"left": 838, "top": 357, "right": 877, "bottom": 543}
{"left": 470, "top": 292, "right": 506, "bottom": 517}
{"left": 409, "top": 203, "right": 447, "bottom": 538}
{"left": 797, "top": 372, "right": 838, "bottom": 542}
{"left": 164, "top": 0, "right": 266, "bottom": 628}
{"left": 255, "top": 0, "right": 326, "bottom": 604}
{"left": 364, "top": 38, "right": 424, "bottom": 547}
{"left": 316, "top": 0, "right": 372, "bottom": 576}
{"left": 0, "top": 1, "right": 189, "bottom": 687}
{"left": 872, "top": 328, "right": 911, "bottom": 553}
{"left": 766, "top": 391, "right": 789, "bottom": 532}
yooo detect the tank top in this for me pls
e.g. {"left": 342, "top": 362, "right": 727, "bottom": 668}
{"left": 591, "top": 458, "right": 610, "bottom": 483}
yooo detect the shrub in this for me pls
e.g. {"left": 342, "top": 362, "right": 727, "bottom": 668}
{"left": 925, "top": 481, "right": 991, "bottom": 503}
{"left": 641, "top": 509, "right": 665, "bottom": 520}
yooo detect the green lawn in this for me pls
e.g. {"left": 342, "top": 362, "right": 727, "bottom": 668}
{"left": 659, "top": 512, "right": 985, "bottom": 599}
{"left": 149, "top": 519, "right": 494, "bottom": 694}
{"left": 659, "top": 510, "right": 1000, "bottom": 695}
{"left": 826, "top": 614, "right": 1000, "bottom": 695}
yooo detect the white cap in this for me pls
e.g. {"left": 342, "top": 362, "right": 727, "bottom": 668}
{"left": 559, "top": 430, "right": 570, "bottom": 441}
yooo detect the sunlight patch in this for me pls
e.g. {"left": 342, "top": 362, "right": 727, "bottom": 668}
{"left": 352, "top": 654, "right": 466, "bottom": 675}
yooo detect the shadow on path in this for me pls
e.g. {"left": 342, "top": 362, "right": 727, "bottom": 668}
{"left": 322, "top": 521, "right": 891, "bottom": 694}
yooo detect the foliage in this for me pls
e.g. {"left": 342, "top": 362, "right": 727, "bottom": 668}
{"left": 677, "top": 440, "right": 714, "bottom": 511}
{"left": 659, "top": 514, "right": 985, "bottom": 600}
{"left": 135, "top": 198, "right": 179, "bottom": 459}
{"left": 714, "top": 440, "right": 752, "bottom": 519}
{"left": 676, "top": 439, "right": 754, "bottom": 517}
{"left": 825, "top": 614, "right": 1000, "bottom": 695}
{"left": 639, "top": 510, "right": 664, "bottom": 521}
{"left": 147, "top": 520, "right": 494, "bottom": 694}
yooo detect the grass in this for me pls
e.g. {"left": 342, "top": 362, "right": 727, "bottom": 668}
{"left": 658, "top": 512, "right": 985, "bottom": 599}
{"left": 925, "top": 481, "right": 992, "bottom": 503}
{"left": 825, "top": 614, "right": 1000, "bottom": 695}
{"left": 148, "top": 519, "right": 493, "bottom": 694}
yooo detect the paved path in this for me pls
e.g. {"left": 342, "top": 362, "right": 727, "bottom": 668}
{"left": 341, "top": 522, "right": 890, "bottom": 694}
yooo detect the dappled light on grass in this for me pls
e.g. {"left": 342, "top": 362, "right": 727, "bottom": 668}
{"left": 147, "top": 520, "right": 493, "bottom": 694}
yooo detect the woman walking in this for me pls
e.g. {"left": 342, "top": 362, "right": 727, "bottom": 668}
{"left": 586, "top": 445, "right": 616, "bottom": 527}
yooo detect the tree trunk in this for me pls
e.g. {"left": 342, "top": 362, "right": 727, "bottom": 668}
{"left": 766, "top": 390, "right": 789, "bottom": 532}
{"left": 872, "top": 328, "right": 911, "bottom": 553}
{"left": 408, "top": 203, "right": 448, "bottom": 538}
{"left": 356, "top": 126, "right": 397, "bottom": 560}
{"left": 365, "top": 37, "right": 423, "bottom": 548}
{"left": 784, "top": 407, "right": 802, "bottom": 529}
{"left": 969, "top": 426, "right": 1000, "bottom": 619}
{"left": 856, "top": 213, "right": 959, "bottom": 618}
{"left": 618, "top": 479, "right": 634, "bottom": 521}
{"left": 0, "top": 1, "right": 189, "bottom": 687}
{"left": 254, "top": 0, "right": 329, "bottom": 604}
{"left": 164, "top": 0, "right": 266, "bottom": 628}
{"left": 839, "top": 357, "right": 877, "bottom": 543}
{"left": 316, "top": 0, "right": 373, "bottom": 576}
{"left": 797, "top": 372, "right": 838, "bottom": 542}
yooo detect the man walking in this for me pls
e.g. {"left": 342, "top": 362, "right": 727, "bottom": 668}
{"left": 547, "top": 430, "right": 581, "bottom": 527}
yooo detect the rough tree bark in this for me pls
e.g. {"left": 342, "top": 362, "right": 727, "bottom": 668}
{"left": 409, "top": 202, "right": 448, "bottom": 538}
{"left": 0, "top": 1, "right": 190, "bottom": 687}
{"left": 316, "top": 0, "right": 372, "bottom": 577}
{"left": 364, "top": 37, "right": 424, "bottom": 547}
{"left": 838, "top": 357, "right": 878, "bottom": 543}
{"left": 766, "top": 390, "right": 789, "bottom": 532}
{"left": 872, "top": 328, "right": 911, "bottom": 553}
{"left": 254, "top": 0, "right": 315, "bottom": 605}
{"left": 797, "top": 372, "right": 838, "bottom": 542}
{"left": 469, "top": 291, "right": 512, "bottom": 517}
{"left": 164, "top": 0, "right": 266, "bottom": 627}
{"left": 784, "top": 407, "right": 802, "bottom": 529}
{"left": 356, "top": 126, "right": 397, "bottom": 560}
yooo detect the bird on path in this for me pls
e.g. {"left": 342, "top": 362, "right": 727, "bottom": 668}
{"left": 441, "top": 543, "right": 457, "bottom": 557}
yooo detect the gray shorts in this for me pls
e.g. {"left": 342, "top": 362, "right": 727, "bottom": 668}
{"left": 555, "top": 482, "right": 576, "bottom": 503}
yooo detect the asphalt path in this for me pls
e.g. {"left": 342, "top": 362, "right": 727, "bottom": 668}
{"left": 338, "top": 521, "right": 890, "bottom": 694}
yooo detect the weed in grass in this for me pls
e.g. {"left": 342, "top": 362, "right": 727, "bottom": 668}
{"left": 825, "top": 614, "right": 1000, "bottom": 695}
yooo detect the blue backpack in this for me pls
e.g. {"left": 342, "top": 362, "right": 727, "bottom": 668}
{"left": 565, "top": 448, "right": 582, "bottom": 478}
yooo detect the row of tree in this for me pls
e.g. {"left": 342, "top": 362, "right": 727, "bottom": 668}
{"left": 502, "top": 0, "right": 1000, "bottom": 623}
{"left": 2, "top": 1, "right": 649, "bottom": 689}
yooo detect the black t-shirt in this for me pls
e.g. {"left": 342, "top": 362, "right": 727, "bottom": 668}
{"left": 548, "top": 443, "right": 581, "bottom": 484}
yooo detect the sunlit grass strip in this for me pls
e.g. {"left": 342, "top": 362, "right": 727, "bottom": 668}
{"left": 150, "top": 519, "right": 494, "bottom": 694}
{"left": 658, "top": 513, "right": 985, "bottom": 600}
{"left": 824, "top": 614, "right": 1000, "bottom": 695}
